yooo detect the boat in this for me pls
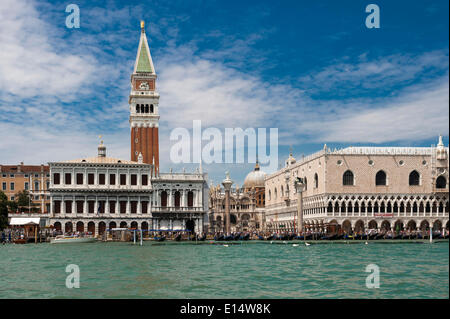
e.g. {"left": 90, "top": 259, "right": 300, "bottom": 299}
{"left": 224, "top": 235, "right": 234, "bottom": 241}
{"left": 321, "top": 234, "right": 337, "bottom": 240}
{"left": 266, "top": 235, "right": 274, "bottom": 241}
{"left": 233, "top": 233, "right": 241, "bottom": 240}
{"left": 257, "top": 235, "right": 264, "bottom": 240}
{"left": 239, "top": 233, "right": 250, "bottom": 241}
{"left": 214, "top": 234, "right": 225, "bottom": 241}
{"left": 154, "top": 235, "right": 166, "bottom": 242}
{"left": 50, "top": 235, "right": 96, "bottom": 244}
{"left": 13, "top": 238, "right": 27, "bottom": 244}
{"left": 295, "top": 235, "right": 304, "bottom": 240}
{"left": 174, "top": 233, "right": 182, "bottom": 241}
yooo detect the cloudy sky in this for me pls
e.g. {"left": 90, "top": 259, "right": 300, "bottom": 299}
{"left": 0, "top": 0, "right": 448, "bottom": 185}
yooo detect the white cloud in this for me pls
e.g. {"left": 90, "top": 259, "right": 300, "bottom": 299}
{"left": 0, "top": 0, "right": 448, "bottom": 186}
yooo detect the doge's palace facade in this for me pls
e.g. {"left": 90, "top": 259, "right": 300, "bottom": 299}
{"left": 265, "top": 136, "right": 449, "bottom": 234}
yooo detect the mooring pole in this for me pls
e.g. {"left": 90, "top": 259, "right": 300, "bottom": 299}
{"left": 133, "top": 230, "right": 136, "bottom": 244}
{"left": 140, "top": 229, "right": 143, "bottom": 246}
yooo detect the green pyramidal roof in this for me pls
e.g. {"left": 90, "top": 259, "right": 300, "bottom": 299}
{"left": 136, "top": 40, "right": 152, "bottom": 73}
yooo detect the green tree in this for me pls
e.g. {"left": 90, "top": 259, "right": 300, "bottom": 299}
{"left": 0, "top": 191, "right": 8, "bottom": 230}
{"left": 15, "top": 190, "right": 37, "bottom": 212}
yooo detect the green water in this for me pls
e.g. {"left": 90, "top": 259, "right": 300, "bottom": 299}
{"left": 0, "top": 241, "right": 448, "bottom": 299}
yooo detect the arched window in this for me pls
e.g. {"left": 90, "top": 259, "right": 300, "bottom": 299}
{"left": 304, "top": 177, "right": 307, "bottom": 191}
{"left": 375, "top": 170, "right": 387, "bottom": 186}
{"left": 187, "top": 191, "right": 194, "bottom": 207}
{"left": 161, "top": 191, "right": 168, "bottom": 207}
{"left": 343, "top": 170, "right": 354, "bottom": 186}
{"left": 436, "top": 176, "right": 446, "bottom": 189}
{"left": 145, "top": 104, "right": 149, "bottom": 113}
{"left": 141, "top": 105, "right": 145, "bottom": 113}
{"left": 314, "top": 173, "right": 318, "bottom": 188}
{"left": 174, "top": 191, "right": 181, "bottom": 207}
{"left": 136, "top": 105, "right": 140, "bottom": 113}
{"left": 409, "top": 170, "right": 420, "bottom": 186}
{"left": 268, "top": 190, "right": 271, "bottom": 201}
{"left": 150, "top": 104, "right": 154, "bottom": 113}
{"left": 274, "top": 188, "right": 277, "bottom": 199}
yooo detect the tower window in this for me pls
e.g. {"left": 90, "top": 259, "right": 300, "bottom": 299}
{"left": 150, "top": 104, "right": 154, "bottom": 113}
{"left": 136, "top": 105, "right": 140, "bottom": 113}
{"left": 145, "top": 104, "right": 149, "bottom": 113}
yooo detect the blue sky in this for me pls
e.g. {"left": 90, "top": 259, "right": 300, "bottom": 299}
{"left": 0, "top": 0, "right": 448, "bottom": 185}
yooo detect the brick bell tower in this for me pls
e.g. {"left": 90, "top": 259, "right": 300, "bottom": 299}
{"left": 129, "top": 20, "right": 159, "bottom": 174}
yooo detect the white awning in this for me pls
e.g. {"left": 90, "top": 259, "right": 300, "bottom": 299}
{"left": 9, "top": 217, "right": 40, "bottom": 226}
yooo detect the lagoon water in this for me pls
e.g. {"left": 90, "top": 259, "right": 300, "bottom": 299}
{"left": 0, "top": 241, "right": 448, "bottom": 299}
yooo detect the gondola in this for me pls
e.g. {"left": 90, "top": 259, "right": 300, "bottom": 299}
{"left": 368, "top": 233, "right": 377, "bottom": 240}
{"left": 174, "top": 233, "right": 182, "bottom": 241}
{"left": 288, "top": 234, "right": 296, "bottom": 240}
{"left": 224, "top": 235, "right": 234, "bottom": 241}
{"left": 375, "top": 233, "right": 386, "bottom": 240}
{"left": 258, "top": 235, "right": 264, "bottom": 240}
{"left": 239, "top": 233, "right": 250, "bottom": 241}
{"left": 335, "top": 234, "right": 345, "bottom": 240}
{"left": 393, "top": 233, "right": 402, "bottom": 240}
{"left": 321, "top": 234, "right": 336, "bottom": 240}
{"left": 154, "top": 235, "right": 166, "bottom": 242}
{"left": 266, "top": 235, "right": 274, "bottom": 240}
{"left": 361, "top": 234, "right": 368, "bottom": 240}
{"left": 214, "top": 234, "right": 225, "bottom": 241}
{"left": 233, "top": 233, "right": 241, "bottom": 240}
{"left": 385, "top": 234, "right": 393, "bottom": 240}
{"left": 304, "top": 234, "right": 312, "bottom": 240}
{"left": 198, "top": 234, "right": 207, "bottom": 241}
{"left": 354, "top": 234, "right": 362, "bottom": 240}
{"left": 294, "top": 235, "right": 304, "bottom": 240}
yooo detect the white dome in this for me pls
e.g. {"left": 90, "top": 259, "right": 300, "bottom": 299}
{"left": 243, "top": 163, "right": 266, "bottom": 188}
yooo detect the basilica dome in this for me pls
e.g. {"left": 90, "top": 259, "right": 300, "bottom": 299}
{"left": 243, "top": 162, "right": 266, "bottom": 189}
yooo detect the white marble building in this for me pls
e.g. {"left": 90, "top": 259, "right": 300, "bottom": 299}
{"left": 49, "top": 143, "right": 208, "bottom": 235}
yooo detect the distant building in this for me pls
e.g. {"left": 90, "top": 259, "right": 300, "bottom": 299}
{"left": 0, "top": 163, "right": 50, "bottom": 214}
{"left": 209, "top": 162, "right": 266, "bottom": 233}
{"left": 264, "top": 136, "right": 449, "bottom": 233}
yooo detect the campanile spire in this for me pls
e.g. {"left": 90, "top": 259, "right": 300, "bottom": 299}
{"left": 129, "top": 20, "right": 160, "bottom": 173}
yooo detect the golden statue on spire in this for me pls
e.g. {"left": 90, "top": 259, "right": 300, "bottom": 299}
{"left": 140, "top": 20, "right": 145, "bottom": 32}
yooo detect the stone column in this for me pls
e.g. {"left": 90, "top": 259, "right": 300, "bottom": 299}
{"left": 71, "top": 198, "right": 76, "bottom": 215}
{"left": 222, "top": 172, "right": 233, "bottom": 235}
{"left": 105, "top": 200, "right": 110, "bottom": 216}
{"left": 84, "top": 197, "right": 88, "bottom": 216}
{"left": 294, "top": 178, "right": 306, "bottom": 234}
{"left": 126, "top": 198, "right": 130, "bottom": 215}
{"left": 138, "top": 197, "right": 142, "bottom": 215}
{"left": 168, "top": 190, "right": 173, "bottom": 208}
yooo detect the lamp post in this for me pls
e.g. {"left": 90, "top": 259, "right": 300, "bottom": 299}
{"left": 222, "top": 172, "right": 233, "bottom": 235}
{"left": 294, "top": 177, "right": 306, "bottom": 235}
